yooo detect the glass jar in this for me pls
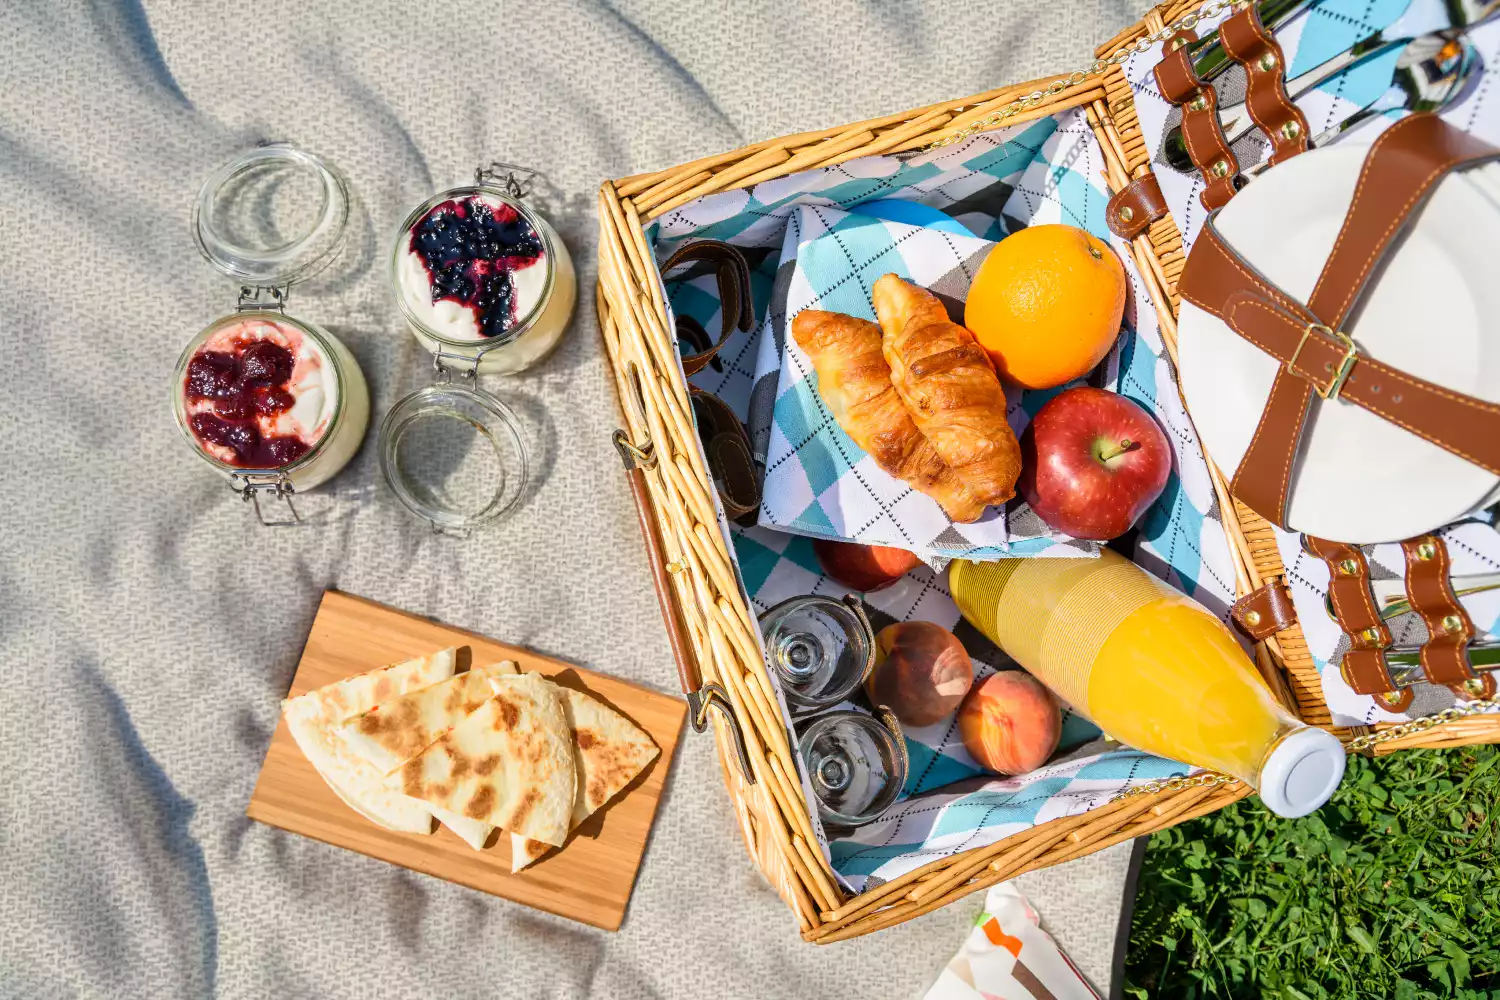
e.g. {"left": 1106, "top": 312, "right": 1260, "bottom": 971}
{"left": 390, "top": 170, "right": 576, "bottom": 376}
{"left": 173, "top": 143, "right": 370, "bottom": 524}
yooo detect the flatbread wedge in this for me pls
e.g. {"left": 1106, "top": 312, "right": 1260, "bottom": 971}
{"left": 336, "top": 666, "right": 507, "bottom": 773}
{"left": 511, "top": 683, "right": 659, "bottom": 872}
{"left": 337, "top": 662, "right": 516, "bottom": 849}
{"left": 281, "top": 647, "right": 457, "bottom": 833}
{"left": 389, "top": 672, "right": 575, "bottom": 846}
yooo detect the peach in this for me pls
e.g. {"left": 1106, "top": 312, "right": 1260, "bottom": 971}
{"left": 866, "top": 622, "right": 974, "bottom": 727}
{"left": 813, "top": 538, "right": 922, "bottom": 592}
{"left": 958, "top": 671, "right": 1062, "bottom": 775}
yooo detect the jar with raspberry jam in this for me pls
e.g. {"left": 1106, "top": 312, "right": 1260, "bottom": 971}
{"left": 172, "top": 144, "right": 370, "bottom": 525}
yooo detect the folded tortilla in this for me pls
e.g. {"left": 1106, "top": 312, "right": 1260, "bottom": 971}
{"left": 336, "top": 661, "right": 515, "bottom": 849}
{"left": 389, "top": 672, "right": 575, "bottom": 846}
{"left": 510, "top": 683, "right": 660, "bottom": 872}
{"left": 281, "top": 648, "right": 457, "bottom": 833}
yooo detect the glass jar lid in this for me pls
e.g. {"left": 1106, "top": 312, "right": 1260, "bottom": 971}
{"left": 193, "top": 143, "right": 350, "bottom": 287}
{"left": 379, "top": 383, "right": 531, "bottom": 534}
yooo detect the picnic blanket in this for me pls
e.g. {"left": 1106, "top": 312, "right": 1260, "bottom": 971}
{"left": 0, "top": 2, "right": 1151, "bottom": 998}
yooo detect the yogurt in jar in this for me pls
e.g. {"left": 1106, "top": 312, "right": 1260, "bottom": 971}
{"left": 392, "top": 189, "right": 576, "bottom": 374}
{"left": 176, "top": 314, "right": 369, "bottom": 492}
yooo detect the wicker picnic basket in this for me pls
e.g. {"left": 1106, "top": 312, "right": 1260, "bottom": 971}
{"left": 594, "top": 0, "right": 1500, "bottom": 942}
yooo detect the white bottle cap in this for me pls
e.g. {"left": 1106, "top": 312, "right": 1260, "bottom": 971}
{"left": 1257, "top": 726, "right": 1347, "bottom": 818}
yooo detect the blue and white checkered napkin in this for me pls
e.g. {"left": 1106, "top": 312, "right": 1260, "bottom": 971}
{"left": 1121, "top": 0, "right": 1500, "bottom": 724}
{"left": 758, "top": 205, "right": 1099, "bottom": 561}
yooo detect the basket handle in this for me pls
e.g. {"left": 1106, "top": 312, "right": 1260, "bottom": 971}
{"left": 613, "top": 429, "right": 756, "bottom": 785}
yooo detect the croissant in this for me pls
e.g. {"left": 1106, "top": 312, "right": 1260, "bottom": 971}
{"left": 791, "top": 309, "right": 987, "bottom": 523}
{"left": 873, "top": 274, "right": 1021, "bottom": 506}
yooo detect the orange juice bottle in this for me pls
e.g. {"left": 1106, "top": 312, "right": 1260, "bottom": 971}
{"left": 949, "top": 550, "right": 1345, "bottom": 817}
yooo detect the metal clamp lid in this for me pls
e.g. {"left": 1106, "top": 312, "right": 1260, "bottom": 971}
{"left": 230, "top": 471, "right": 301, "bottom": 527}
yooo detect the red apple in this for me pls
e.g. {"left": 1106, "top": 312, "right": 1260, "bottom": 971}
{"left": 812, "top": 538, "right": 922, "bottom": 592}
{"left": 1018, "top": 387, "right": 1170, "bottom": 541}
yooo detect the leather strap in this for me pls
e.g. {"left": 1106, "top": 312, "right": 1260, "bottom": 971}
{"left": 1400, "top": 535, "right": 1494, "bottom": 697}
{"left": 1305, "top": 536, "right": 1411, "bottom": 708}
{"left": 661, "top": 239, "right": 755, "bottom": 376}
{"left": 1221, "top": 293, "right": 1500, "bottom": 478}
{"left": 1154, "top": 29, "right": 1240, "bottom": 210}
{"left": 1219, "top": 5, "right": 1309, "bottom": 166}
{"left": 1229, "top": 580, "right": 1296, "bottom": 640}
{"left": 622, "top": 458, "right": 702, "bottom": 699}
{"left": 1106, "top": 173, "right": 1169, "bottom": 240}
{"left": 689, "top": 386, "right": 760, "bottom": 522}
{"left": 1179, "top": 114, "right": 1500, "bottom": 526}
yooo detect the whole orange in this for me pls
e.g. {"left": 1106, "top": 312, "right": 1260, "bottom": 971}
{"left": 964, "top": 224, "right": 1126, "bottom": 389}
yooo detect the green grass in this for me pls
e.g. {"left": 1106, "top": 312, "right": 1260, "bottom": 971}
{"left": 1124, "top": 745, "right": 1500, "bottom": 1000}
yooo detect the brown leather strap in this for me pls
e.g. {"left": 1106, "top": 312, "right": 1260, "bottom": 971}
{"left": 1399, "top": 535, "right": 1494, "bottom": 697}
{"left": 1229, "top": 580, "right": 1296, "bottom": 640}
{"left": 1155, "top": 30, "right": 1240, "bottom": 210}
{"left": 661, "top": 239, "right": 755, "bottom": 376}
{"left": 623, "top": 461, "right": 702, "bottom": 698}
{"left": 1221, "top": 293, "right": 1500, "bottom": 477}
{"left": 1179, "top": 114, "right": 1500, "bottom": 526}
{"left": 1306, "top": 537, "right": 1411, "bottom": 708}
{"left": 1107, "top": 173, "right": 1169, "bottom": 240}
{"left": 689, "top": 386, "right": 760, "bottom": 521}
{"left": 1219, "top": 5, "right": 1309, "bottom": 166}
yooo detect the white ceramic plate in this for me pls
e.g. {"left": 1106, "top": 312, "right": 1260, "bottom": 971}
{"left": 1178, "top": 144, "right": 1500, "bottom": 543}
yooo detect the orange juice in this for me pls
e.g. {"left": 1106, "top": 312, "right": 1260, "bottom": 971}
{"left": 949, "top": 550, "right": 1345, "bottom": 817}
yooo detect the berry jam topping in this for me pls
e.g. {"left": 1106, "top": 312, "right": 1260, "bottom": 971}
{"left": 409, "top": 196, "right": 544, "bottom": 338}
{"left": 183, "top": 336, "right": 315, "bottom": 469}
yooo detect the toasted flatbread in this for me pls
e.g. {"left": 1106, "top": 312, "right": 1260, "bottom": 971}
{"left": 281, "top": 648, "right": 457, "bottom": 833}
{"left": 336, "top": 661, "right": 517, "bottom": 849}
{"left": 389, "top": 672, "right": 575, "bottom": 846}
{"left": 510, "top": 683, "right": 660, "bottom": 872}
{"left": 336, "top": 666, "right": 505, "bottom": 773}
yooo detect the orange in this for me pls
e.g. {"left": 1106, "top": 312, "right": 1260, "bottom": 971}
{"left": 963, "top": 224, "right": 1126, "bottom": 390}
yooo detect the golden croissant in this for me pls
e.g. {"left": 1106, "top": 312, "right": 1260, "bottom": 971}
{"left": 791, "top": 309, "right": 987, "bottom": 523}
{"left": 873, "top": 274, "right": 1022, "bottom": 507}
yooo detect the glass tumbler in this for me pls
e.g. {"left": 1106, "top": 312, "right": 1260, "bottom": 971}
{"left": 797, "top": 710, "right": 908, "bottom": 828}
{"left": 758, "top": 595, "right": 875, "bottom": 713}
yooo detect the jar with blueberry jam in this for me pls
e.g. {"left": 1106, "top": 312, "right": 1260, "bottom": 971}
{"left": 390, "top": 165, "right": 576, "bottom": 376}
{"left": 172, "top": 144, "right": 371, "bottom": 525}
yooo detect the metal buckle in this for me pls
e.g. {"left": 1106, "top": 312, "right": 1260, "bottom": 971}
{"left": 1290, "top": 323, "right": 1358, "bottom": 401}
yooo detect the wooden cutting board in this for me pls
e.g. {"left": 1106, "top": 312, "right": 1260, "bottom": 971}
{"left": 247, "top": 590, "right": 686, "bottom": 931}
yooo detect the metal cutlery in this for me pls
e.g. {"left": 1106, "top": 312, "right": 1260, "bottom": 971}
{"left": 1383, "top": 642, "right": 1499, "bottom": 687}
{"left": 1184, "top": 0, "right": 1500, "bottom": 86}
{"left": 1321, "top": 571, "right": 1500, "bottom": 621}
{"left": 1240, "top": 31, "right": 1480, "bottom": 178}
{"left": 1164, "top": 29, "right": 1479, "bottom": 172}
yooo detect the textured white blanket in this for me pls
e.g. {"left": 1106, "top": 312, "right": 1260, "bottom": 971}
{"left": 0, "top": 2, "right": 1143, "bottom": 996}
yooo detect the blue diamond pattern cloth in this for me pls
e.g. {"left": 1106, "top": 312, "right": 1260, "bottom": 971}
{"left": 646, "top": 109, "right": 1244, "bottom": 891}
{"left": 1123, "top": 0, "right": 1500, "bottom": 726}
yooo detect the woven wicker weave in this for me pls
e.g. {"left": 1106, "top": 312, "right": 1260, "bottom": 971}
{"left": 593, "top": 0, "right": 1499, "bottom": 941}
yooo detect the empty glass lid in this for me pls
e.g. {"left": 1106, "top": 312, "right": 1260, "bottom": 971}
{"left": 378, "top": 383, "right": 530, "bottom": 534}
{"left": 193, "top": 143, "right": 350, "bottom": 286}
